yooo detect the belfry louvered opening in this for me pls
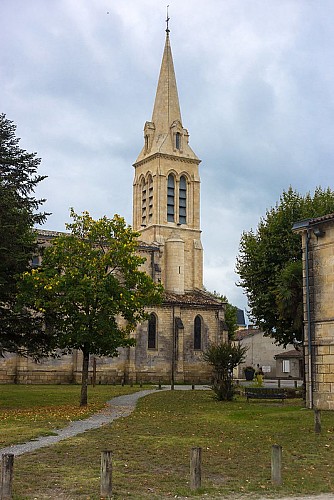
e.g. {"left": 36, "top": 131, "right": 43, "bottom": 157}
{"left": 167, "top": 174, "right": 175, "bottom": 222}
{"left": 179, "top": 175, "right": 187, "bottom": 224}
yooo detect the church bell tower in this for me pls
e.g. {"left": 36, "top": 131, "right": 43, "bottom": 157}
{"left": 133, "top": 23, "right": 203, "bottom": 294}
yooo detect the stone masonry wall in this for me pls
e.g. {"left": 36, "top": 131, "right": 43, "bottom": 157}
{"left": 302, "top": 222, "right": 334, "bottom": 410}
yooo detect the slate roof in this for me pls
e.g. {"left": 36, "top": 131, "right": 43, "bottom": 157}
{"left": 237, "top": 308, "right": 246, "bottom": 326}
{"left": 37, "top": 230, "right": 160, "bottom": 253}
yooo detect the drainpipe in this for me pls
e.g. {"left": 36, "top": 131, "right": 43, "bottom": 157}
{"left": 305, "top": 229, "right": 313, "bottom": 408}
{"left": 171, "top": 305, "right": 175, "bottom": 389}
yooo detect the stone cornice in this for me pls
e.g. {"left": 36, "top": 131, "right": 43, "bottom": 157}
{"left": 133, "top": 152, "right": 201, "bottom": 169}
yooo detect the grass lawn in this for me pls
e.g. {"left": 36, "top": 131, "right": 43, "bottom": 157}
{"left": 0, "top": 384, "right": 148, "bottom": 447}
{"left": 1, "top": 387, "right": 334, "bottom": 499}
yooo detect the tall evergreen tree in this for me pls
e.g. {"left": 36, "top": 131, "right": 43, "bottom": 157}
{"left": 236, "top": 186, "right": 334, "bottom": 347}
{"left": 0, "top": 113, "right": 48, "bottom": 355}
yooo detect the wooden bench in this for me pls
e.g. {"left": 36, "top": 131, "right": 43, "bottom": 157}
{"left": 244, "top": 387, "right": 287, "bottom": 403}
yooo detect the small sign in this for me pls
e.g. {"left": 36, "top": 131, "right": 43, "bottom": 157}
{"left": 262, "top": 365, "right": 271, "bottom": 372}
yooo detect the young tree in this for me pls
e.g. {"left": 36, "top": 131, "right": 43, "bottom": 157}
{"left": 0, "top": 113, "right": 47, "bottom": 355}
{"left": 236, "top": 186, "right": 334, "bottom": 347}
{"left": 203, "top": 342, "right": 247, "bottom": 401}
{"left": 19, "top": 210, "right": 163, "bottom": 406}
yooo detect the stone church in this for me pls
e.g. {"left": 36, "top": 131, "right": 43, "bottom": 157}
{"left": 0, "top": 27, "right": 226, "bottom": 384}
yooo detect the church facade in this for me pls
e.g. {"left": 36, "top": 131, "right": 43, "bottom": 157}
{"left": 0, "top": 28, "right": 226, "bottom": 384}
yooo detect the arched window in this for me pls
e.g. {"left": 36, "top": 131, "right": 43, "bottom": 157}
{"left": 194, "top": 315, "right": 202, "bottom": 350}
{"left": 175, "top": 132, "right": 181, "bottom": 150}
{"left": 148, "top": 313, "right": 157, "bottom": 349}
{"left": 141, "top": 178, "right": 147, "bottom": 226}
{"left": 179, "top": 175, "right": 187, "bottom": 224}
{"left": 167, "top": 174, "right": 175, "bottom": 222}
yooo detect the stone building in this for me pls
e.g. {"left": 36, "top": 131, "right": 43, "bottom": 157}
{"left": 236, "top": 328, "right": 297, "bottom": 379}
{"left": 293, "top": 214, "right": 334, "bottom": 410}
{"left": 274, "top": 349, "right": 303, "bottom": 379}
{"left": 0, "top": 27, "right": 226, "bottom": 384}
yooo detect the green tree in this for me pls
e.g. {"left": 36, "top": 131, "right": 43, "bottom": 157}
{"left": 0, "top": 113, "right": 47, "bottom": 355}
{"left": 236, "top": 186, "right": 334, "bottom": 346}
{"left": 275, "top": 260, "right": 304, "bottom": 337}
{"left": 212, "top": 292, "right": 238, "bottom": 340}
{"left": 19, "top": 210, "right": 163, "bottom": 406}
{"left": 203, "top": 342, "right": 247, "bottom": 401}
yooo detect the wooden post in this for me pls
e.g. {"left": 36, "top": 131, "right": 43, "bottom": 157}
{"left": 100, "top": 451, "right": 112, "bottom": 499}
{"left": 314, "top": 409, "right": 321, "bottom": 434}
{"left": 1, "top": 453, "right": 14, "bottom": 500}
{"left": 294, "top": 380, "right": 298, "bottom": 389}
{"left": 191, "top": 383, "right": 195, "bottom": 390}
{"left": 277, "top": 378, "right": 281, "bottom": 388}
{"left": 271, "top": 445, "right": 282, "bottom": 485}
{"left": 190, "top": 447, "right": 201, "bottom": 490}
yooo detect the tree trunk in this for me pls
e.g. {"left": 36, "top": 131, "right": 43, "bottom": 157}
{"left": 80, "top": 347, "right": 90, "bottom": 406}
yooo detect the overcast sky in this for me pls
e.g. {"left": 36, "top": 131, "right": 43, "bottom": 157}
{"left": 2, "top": 0, "right": 334, "bottom": 315}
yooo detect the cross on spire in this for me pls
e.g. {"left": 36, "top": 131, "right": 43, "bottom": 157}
{"left": 166, "top": 5, "right": 170, "bottom": 33}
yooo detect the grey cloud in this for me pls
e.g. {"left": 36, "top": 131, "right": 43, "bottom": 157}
{"left": 2, "top": 0, "right": 334, "bottom": 314}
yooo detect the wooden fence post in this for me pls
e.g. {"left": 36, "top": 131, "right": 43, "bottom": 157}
{"left": 1, "top": 453, "right": 14, "bottom": 500}
{"left": 314, "top": 409, "right": 321, "bottom": 434}
{"left": 100, "top": 450, "right": 112, "bottom": 499}
{"left": 190, "top": 447, "right": 202, "bottom": 490}
{"left": 271, "top": 445, "right": 282, "bottom": 485}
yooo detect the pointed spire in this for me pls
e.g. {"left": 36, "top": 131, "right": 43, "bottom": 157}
{"left": 134, "top": 19, "right": 199, "bottom": 164}
{"left": 151, "top": 28, "right": 182, "bottom": 135}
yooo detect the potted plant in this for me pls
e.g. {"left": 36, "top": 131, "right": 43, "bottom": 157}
{"left": 244, "top": 366, "right": 255, "bottom": 381}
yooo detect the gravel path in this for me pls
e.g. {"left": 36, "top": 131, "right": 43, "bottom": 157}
{"left": 0, "top": 385, "right": 207, "bottom": 457}
{"left": 0, "top": 389, "right": 157, "bottom": 457}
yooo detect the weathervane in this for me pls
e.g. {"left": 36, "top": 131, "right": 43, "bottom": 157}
{"left": 166, "top": 5, "right": 170, "bottom": 33}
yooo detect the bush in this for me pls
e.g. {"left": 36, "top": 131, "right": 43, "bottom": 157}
{"left": 203, "top": 342, "right": 247, "bottom": 401}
